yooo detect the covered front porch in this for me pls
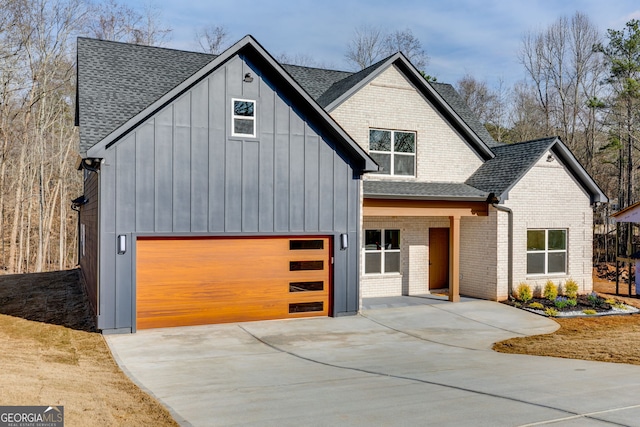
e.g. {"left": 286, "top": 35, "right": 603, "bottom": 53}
{"left": 362, "top": 197, "right": 488, "bottom": 302}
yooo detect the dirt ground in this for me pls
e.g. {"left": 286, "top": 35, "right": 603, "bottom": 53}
{"left": 0, "top": 270, "right": 177, "bottom": 427}
{"left": 495, "top": 275, "right": 640, "bottom": 364}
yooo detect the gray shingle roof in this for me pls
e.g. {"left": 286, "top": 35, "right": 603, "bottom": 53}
{"left": 76, "top": 38, "right": 497, "bottom": 156}
{"left": 76, "top": 38, "right": 215, "bottom": 153}
{"left": 315, "top": 55, "right": 393, "bottom": 108}
{"left": 430, "top": 83, "right": 500, "bottom": 148}
{"left": 465, "top": 137, "right": 557, "bottom": 198}
{"left": 281, "top": 64, "right": 351, "bottom": 100}
{"left": 363, "top": 180, "right": 488, "bottom": 201}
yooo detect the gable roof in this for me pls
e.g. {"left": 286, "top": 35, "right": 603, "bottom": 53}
{"left": 77, "top": 36, "right": 377, "bottom": 172}
{"left": 430, "top": 82, "right": 501, "bottom": 149}
{"left": 466, "top": 137, "right": 607, "bottom": 205}
{"left": 281, "top": 64, "right": 351, "bottom": 100}
{"left": 77, "top": 38, "right": 498, "bottom": 160}
{"left": 76, "top": 38, "right": 215, "bottom": 153}
{"left": 310, "top": 53, "right": 496, "bottom": 160}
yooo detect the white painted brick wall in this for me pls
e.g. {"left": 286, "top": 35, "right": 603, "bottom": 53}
{"left": 503, "top": 151, "right": 594, "bottom": 296}
{"left": 361, "top": 216, "right": 449, "bottom": 297}
{"left": 330, "top": 65, "right": 483, "bottom": 183}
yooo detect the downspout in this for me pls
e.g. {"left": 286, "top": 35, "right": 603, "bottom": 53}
{"left": 490, "top": 194, "right": 513, "bottom": 299}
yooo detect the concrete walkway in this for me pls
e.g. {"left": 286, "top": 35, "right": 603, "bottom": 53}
{"left": 106, "top": 298, "right": 640, "bottom": 426}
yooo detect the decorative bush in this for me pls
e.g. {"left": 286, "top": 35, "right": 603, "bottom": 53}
{"left": 605, "top": 298, "right": 616, "bottom": 305}
{"left": 543, "top": 280, "right": 558, "bottom": 301}
{"left": 544, "top": 307, "right": 558, "bottom": 317}
{"left": 528, "top": 302, "right": 544, "bottom": 309}
{"left": 564, "top": 278, "right": 579, "bottom": 299}
{"left": 587, "top": 291, "right": 602, "bottom": 307}
{"left": 613, "top": 303, "right": 628, "bottom": 310}
{"left": 582, "top": 309, "right": 597, "bottom": 315}
{"left": 554, "top": 296, "right": 569, "bottom": 309}
{"left": 566, "top": 299, "right": 577, "bottom": 307}
{"left": 516, "top": 282, "right": 532, "bottom": 303}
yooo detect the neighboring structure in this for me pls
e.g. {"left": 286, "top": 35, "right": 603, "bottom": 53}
{"left": 75, "top": 36, "right": 607, "bottom": 333}
{"left": 611, "top": 201, "right": 640, "bottom": 296}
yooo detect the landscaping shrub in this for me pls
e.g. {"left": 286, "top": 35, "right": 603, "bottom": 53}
{"left": 528, "top": 302, "right": 544, "bottom": 309}
{"left": 582, "top": 309, "right": 597, "bottom": 315}
{"left": 587, "top": 291, "right": 602, "bottom": 308}
{"left": 516, "top": 282, "right": 532, "bottom": 303}
{"left": 564, "top": 278, "right": 579, "bottom": 299}
{"left": 554, "top": 296, "right": 569, "bottom": 309}
{"left": 544, "top": 307, "right": 558, "bottom": 317}
{"left": 543, "top": 280, "right": 558, "bottom": 301}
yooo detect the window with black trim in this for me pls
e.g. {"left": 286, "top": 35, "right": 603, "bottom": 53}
{"left": 527, "top": 229, "right": 567, "bottom": 275}
{"left": 232, "top": 99, "right": 256, "bottom": 137}
{"left": 369, "top": 129, "right": 416, "bottom": 176}
{"left": 363, "top": 229, "right": 400, "bottom": 274}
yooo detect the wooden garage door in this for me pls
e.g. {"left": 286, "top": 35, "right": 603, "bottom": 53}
{"left": 136, "top": 236, "right": 331, "bottom": 329}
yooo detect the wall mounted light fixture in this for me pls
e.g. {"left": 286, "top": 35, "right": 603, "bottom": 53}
{"left": 243, "top": 73, "right": 254, "bottom": 83}
{"left": 117, "top": 235, "right": 126, "bottom": 255}
{"left": 340, "top": 233, "right": 348, "bottom": 250}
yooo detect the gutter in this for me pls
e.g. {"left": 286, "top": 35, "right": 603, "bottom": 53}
{"left": 489, "top": 194, "right": 513, "bottom": 298}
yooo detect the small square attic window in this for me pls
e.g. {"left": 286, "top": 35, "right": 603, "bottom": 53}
{"left": 232, "top": 98, "right": 256, "bottom": 137}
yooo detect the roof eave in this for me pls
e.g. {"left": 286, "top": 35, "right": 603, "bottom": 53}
{"left": 550, "top": 140, "right": 608, "bottom": 205}
{"left": 324, "top": 53, "right": 495, "bottom": 161}
{"left": 363, "top": 193, "right": 488, "bottom": 202}
{"left": 85, "top": 36, "right": 377, "bottom": 172}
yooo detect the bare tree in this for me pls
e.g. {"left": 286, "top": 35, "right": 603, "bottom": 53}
{"left": 195, "top": 24, "right": 230, "bottom": 54}
{"left": 86, "top": 0, "right": 171, "bottom": 46}
{"left": 346, "top": 25, "right": 429, "bottom": 71}
{"left": 345, "top": 25, "right": 385, "bottom": 70}
{"left": 457, "top": 74, "right": 497, "bottom": 124}
{"left": 456, "top": 74, "right": 510, "bottom": 142}
{"left": 382, "top": 28, "right": 428, "bottom": 70}
{"left": 518, "top": 12, "right": 605, "bottom": 166}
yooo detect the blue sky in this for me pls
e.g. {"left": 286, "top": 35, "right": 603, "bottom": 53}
{"left": 132, "top": 0, "right": 640, "bottom": 89}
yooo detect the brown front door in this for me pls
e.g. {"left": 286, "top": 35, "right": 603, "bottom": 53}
{"left": 429, "top": 228, "right": 450, "bottom": 289}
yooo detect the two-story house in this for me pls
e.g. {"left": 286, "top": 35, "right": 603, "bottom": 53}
{"left": 74, "top": 35, "right": 606, "bottom": 333}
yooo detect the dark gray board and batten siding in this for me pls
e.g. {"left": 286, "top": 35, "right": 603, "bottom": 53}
{"left": 79, "top": 170, "right": 99, "bottom": 314}
{"left": 96, "top": 56, "right": 362, "bottom": 331}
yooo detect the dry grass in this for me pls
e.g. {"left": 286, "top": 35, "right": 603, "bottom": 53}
{"left": 495, "top": 276, "right": 640, "bottom": 365}
{"left": 0, "top": 314, "right": 178, "bottom": 426}
{"left": 0, "top": 270, "right": 177, "bottom": 427}
{"left": 494, "top": 315, "right": 640, "bottom": 365}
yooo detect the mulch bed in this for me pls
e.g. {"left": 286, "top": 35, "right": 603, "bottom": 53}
{"left": 504, "top": 293, "right": 639, "bottom": 317}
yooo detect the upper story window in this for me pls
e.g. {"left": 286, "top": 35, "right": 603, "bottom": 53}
{"left": 369, "top": 129, "right": 416, "bottom": 176}
{"left": 527, "top": 229, "right": 567, "bottom": 275}
{"left": 232, "top": 99, "right": 256, "bottom": 137}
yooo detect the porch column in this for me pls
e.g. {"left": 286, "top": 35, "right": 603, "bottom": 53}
{"left": 449, "top": 215, "right": 461, "bottom": 302}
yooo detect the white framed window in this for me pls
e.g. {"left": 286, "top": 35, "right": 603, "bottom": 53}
{"left": 369, "top": 129, "right": 416, "bottom": 176}
{"left": 231, "top": 98, "right": 256, "bottom": 137}
{"left": 363, "top": 229, "right": 400, "bottom": 274}
{"left": 527, "top": 229, "right": 567, "bottom": 275}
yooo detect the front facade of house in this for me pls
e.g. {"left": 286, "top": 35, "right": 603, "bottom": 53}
{"left": 75, "top": 36, "right": 607, "bottom": 333}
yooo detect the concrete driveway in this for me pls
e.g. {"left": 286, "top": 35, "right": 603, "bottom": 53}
{"left": 106, "top": 297, "right": 640, "bottom": 426}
